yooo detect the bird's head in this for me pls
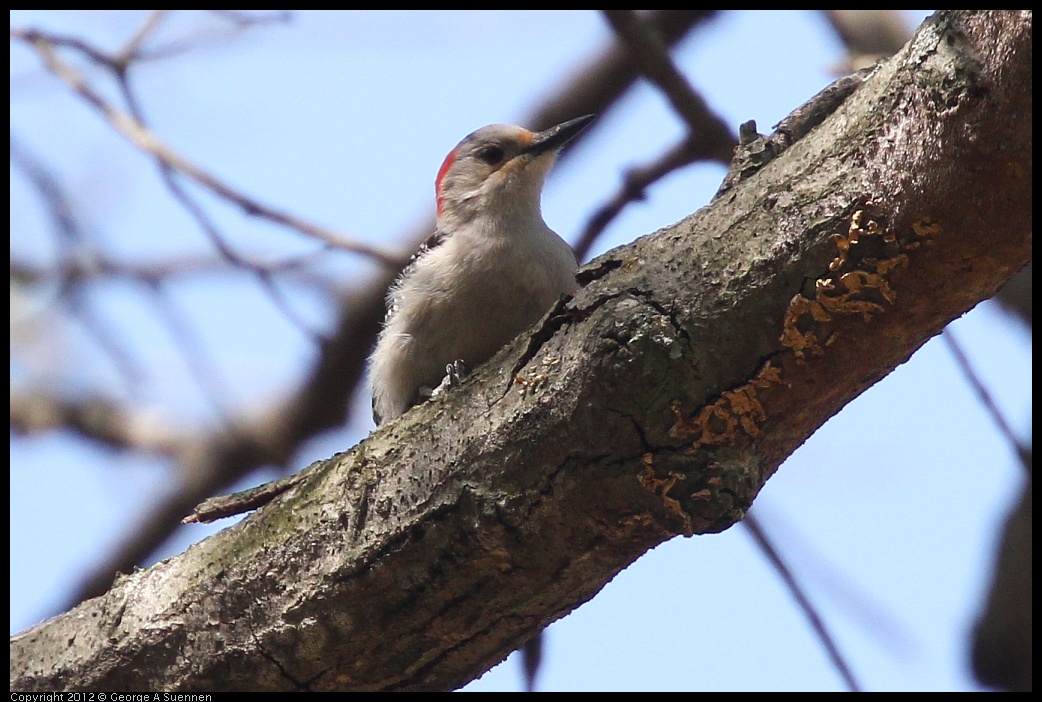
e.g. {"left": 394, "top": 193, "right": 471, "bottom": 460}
{"left": 434, "top": 115, "right": 593, "bottom": 228}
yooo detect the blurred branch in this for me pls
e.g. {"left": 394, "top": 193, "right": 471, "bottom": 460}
{"left": 10, "top": 252, "right": 337, "bottom": 286}
{"left": 11, "top": 388, "right": 182, "bottom": 456}
{"left": 11, "top": 25, "right": 404, "bottom": 267}
{"left": 10, "top": 134, "right": 149, "bottom": 386}
{"left": 114, "top": 9, "right": 171, "bottom": 65}
{"left": 995, "top": 262, "right": 1032, "bottom": 328}
{"left": 571, "top": 10, "right": 737, "bottom": 262}
{"left": 972, "top": 464, "right": 1032, "bottom": 692}
{"left": 209, "top": 10, "right": 293, "bottom": 29}
{"left": 525, "top": 10, "right": 724, "bottom": 261}
{"left": 10, "top": 16, "right": 382, "bottom": 605}
{"left": 575, "top": 137, "right": 707, "bottom": 262}
{"left": 524, "top": 10, "right": 718, "bottom": 135}
{"left": 942, "top": 329, "right": 1031, "bottom": 472}
{"left": 65, "top": 291, "right": 149, "bottom": 389}
{"left": 143, "top": 280, "right": 234, "bottom": 421}
{"left": 602, "top": 10, "right": 735, "bottom": 161}
{"left": 744, "top": 513, "right": 860, "bottom": 691}
{"left": 823, "top": 10, "right": 914, "bottom": 72}
{"left": 9, "top": 134, "right": 82, "bottom": 244}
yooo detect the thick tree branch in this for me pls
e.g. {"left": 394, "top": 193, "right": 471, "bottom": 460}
{"left": 10, "top": 11, "right": 1031, "bottom": 692}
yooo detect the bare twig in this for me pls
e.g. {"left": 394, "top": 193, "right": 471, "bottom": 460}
{"left": 602, "top": 10, "right": 735, "bottom": 163}
{"left": 744, "top": 512, "right": 861, "bottom": 692}
{"left": 524, "top": 11, "right": 719, "bottom": 260}
{"left": 942, "top": 328, "right": 1031, "bottom": 472}
{"left": 115, "top": 10, "right": 172, "bottom": 66}
{"left": 142, "top": 280, "right": 234, "bottom": 421}
{"left": 10, "top": 252, "right": 339, "bottom": 287}
{"left": 183, "top": 470, "right": 308, "bottom": 524}
{"left": 11, "top": 135, "right": 148, "bottom": 386}
{"left": 65, "top": 291, "right": 149, "bottom": 389}
{"left": 14, "top": 18, "right": 377, "bottom": 348}
{"left": 209, "top": 10, "right": 294, "bottom": 29}
{"left": 570, "top": 11, "right": 737, "bottom": 263}
{"left": 524, "top": 10, "right": 718, "bottom": 135}
{"left": 575, "top": 135, "right": 702, "bottom": 262}
{"left": 9, "top": 134, "right": 82, "bottom": 244}
{"left": 12, "top": 26, "right": 404, "bottom": 267}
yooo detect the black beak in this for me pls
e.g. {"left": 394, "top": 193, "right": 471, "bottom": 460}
{"left": 523, "top": 114, "right": 595, "bottom": 156}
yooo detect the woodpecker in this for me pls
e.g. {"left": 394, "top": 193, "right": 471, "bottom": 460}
{"left": 370, "top": 115, "right": 593, "bottom": 425}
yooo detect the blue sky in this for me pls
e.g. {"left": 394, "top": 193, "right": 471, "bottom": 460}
{"left": 10, "top": 10, "right": 1028, "bottom": 691}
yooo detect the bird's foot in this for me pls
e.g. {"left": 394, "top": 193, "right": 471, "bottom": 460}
{"left": 431, "top": 359, "right": 470, "bottom": 399}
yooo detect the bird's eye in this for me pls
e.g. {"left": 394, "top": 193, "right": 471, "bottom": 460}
{"left": 477, "top": 145, "right": 505, "bottom": 165}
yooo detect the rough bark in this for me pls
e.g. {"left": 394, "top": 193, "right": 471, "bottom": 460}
{"left": 10, "top": 10, "right": 1031, "bottom": 692}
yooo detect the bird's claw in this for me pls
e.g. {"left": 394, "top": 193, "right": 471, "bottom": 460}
{"left": 431, "top": 360, "right": 469, "bottom": 399}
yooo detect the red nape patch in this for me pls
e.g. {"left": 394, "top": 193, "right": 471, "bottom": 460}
{"left": 434, "top": 148, "right": 458, "bottom": 218}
